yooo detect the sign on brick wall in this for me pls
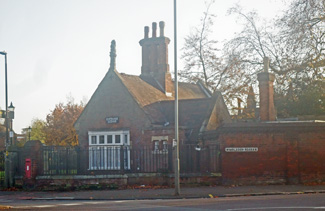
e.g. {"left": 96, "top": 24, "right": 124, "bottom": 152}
{"left": 105, "top": 117, "right": 119, "bottom": 124}
{"left": 225, "top": 147, "right": 258, "bottom": 152}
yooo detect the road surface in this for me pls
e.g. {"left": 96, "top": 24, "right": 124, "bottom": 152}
{"left": 1, "top": 193, "right": 324, "bottom": 210}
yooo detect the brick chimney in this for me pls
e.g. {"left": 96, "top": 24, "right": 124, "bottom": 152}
{"left": 139, "top": 21, "right": 173, "bottom": 96}
{"left": 257, "top": 57, "right": 276, "bottom": 121}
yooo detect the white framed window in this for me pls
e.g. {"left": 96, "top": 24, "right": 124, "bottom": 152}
{"left": 99, "top": 135, "right": 105, "bottom": 144}
{"left": 154, "top": 140, "right": 159, "bottom": 151}
{"left": 91, "top": 136, "right": 97, "bottom": 144}
{"left": 107, "top": 135, "right": 113, "bottom": 144}
{"left": 151, "top": 136, "right": 169, "bottom": 154}
{"left": 88, "top": 130, "right": 130, "bottom": 170}
{"left": 115, "top": 135, "right": 121, "bottom": 144}
{"left": 163, "top": 140, "right": 168, "bottom": 152}
{"left": 88, "top": 131, "right": 130, "bottom": 146}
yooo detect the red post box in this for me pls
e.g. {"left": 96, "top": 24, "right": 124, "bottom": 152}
{"left": 25, "top": 158, "right": 32, "bottom": 179}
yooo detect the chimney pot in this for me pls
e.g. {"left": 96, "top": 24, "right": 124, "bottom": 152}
{"left": 159, "top": 21, "right": 165, "bottom": 37}
{"left": 263, "top": 57, "right": 270, "bottom": 72}
{"left": 152, "top": 22, "right": 157, "bottom": 38}
{"left": 144, "top": 26, "right": 149, "bottom": 39}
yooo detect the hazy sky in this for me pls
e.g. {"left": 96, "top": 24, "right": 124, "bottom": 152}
{"left": 0, "top": 0, "right": 289, "bottom": 133}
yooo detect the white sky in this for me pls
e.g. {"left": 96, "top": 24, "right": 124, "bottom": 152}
{"left": 0, "top": 0, "right": 289, "bottom": 133}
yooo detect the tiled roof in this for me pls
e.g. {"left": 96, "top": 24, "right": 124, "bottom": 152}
{"left": 116, "top": 72, "right": 213, "bottom": 130}
{"left": 118, "top": 73, "right": 208, "bottom": 107}
{"left": 143, "top": 98, "right": 212, "bottom": 128}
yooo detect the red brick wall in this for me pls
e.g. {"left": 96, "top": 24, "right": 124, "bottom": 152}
{"left": 298, "top": 132, "right": 325, "bottom": 184}
{"left": 220, "top": 133, "right": 287, "bottom": 185}
{"left": 213, "top": 123, "right": 325, "bottom": 185}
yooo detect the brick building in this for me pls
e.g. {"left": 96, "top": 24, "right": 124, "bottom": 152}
{"left": 73, "top": 21, "right": 325, "bottom": 185}
{"left": 74, "top": 22, "right": 231, "bottom": 172}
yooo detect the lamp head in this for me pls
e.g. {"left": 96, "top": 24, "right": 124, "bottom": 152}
{"left": 8, "top": 102, "right": 15, "bottom": 112}
{"left": 0, "top": 51, "right": 7, "bottom": 55}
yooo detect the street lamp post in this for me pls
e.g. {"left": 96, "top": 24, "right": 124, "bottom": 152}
{"left": 173, "top": 0, "right": 180, "bottom": 196}
{"left": 28, "top": 126, "right": 32, "bottom": 141}
{"left": 0, "top": 51, "right": 10, "bottom": 188}
{"left": 0, "top": 52, "right": 9, "bottom": 146}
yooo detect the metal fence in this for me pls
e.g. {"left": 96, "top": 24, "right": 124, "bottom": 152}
{"left": 0, "top": 151, "right": 4, "bottom": 187}
{"left": 14, "top": 144, "right": 220, "bottom": 177}
{"left": 43, "top": 147, "right": 79, "bottom": 175}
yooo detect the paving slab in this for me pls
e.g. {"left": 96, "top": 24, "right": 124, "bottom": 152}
{"left": 0, "top": 185, "right": 324, "bottom": 201}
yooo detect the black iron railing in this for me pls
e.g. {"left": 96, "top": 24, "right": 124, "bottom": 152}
{"left": 43, "top": 147, "right": 78, "bottom": 175}
{"left": 0, "top": 151, "right": 4, "bottom": 187}
{"left": 13, "top": 144, "right": 220, "bottom": 176}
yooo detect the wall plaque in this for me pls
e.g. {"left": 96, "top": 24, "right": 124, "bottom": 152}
{"left": 105, "top": 117, "right": 119, "bottom": 124}
{"left": 225, "top": 147, "right": 258, "bottom": 152}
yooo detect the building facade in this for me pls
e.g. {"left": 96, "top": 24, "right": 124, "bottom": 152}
{"left": 74, "top": 22, "right": 231, "bottom": 172}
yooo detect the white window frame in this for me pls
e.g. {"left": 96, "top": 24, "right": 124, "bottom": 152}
{"left": 151, "top": 136, "right": 169, "bottom": 154}
{"left": 88, "top": 130, "right": 130, "bottom": 170}
{"left": 88, "top": 131, "right": 130, "bottom": 146}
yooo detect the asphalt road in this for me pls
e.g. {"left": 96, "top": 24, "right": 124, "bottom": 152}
{"left": 1, "top": 193, "right": 324, "bottom": 210}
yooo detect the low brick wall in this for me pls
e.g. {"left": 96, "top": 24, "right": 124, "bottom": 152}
{"left": 15, "top": 173, "right": 222, "bottom": 190}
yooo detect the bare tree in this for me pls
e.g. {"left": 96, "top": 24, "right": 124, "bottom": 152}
{"left": 274, "top": 0, "right": 324, "bottom": 77}
{"left": 226, "top": 0, "right": 325, "bottom": 116}
{"left": 225, "top": 6, "right": 279, "bottom": 76}
{"left": 181, "top": 0, "right": 250, "bottom": 107}
{"left": 181, "top": 0, "right": 217, "bottom": 88}
{"left": 181, "top": 0, "right": 324, "bottom": 115}
{"left": 227, "top": 0, "right": 324, "bottom": 79}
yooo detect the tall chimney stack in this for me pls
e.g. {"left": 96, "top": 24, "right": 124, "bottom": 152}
{"left": 139, "top": 21, "right": 172, "bottom": 95}
{"left": 257, "top": 57, "right": 276, "bottom": 121}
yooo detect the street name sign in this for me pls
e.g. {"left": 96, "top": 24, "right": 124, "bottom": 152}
{"left": 225, "top": 147, "right": 258, "bottom": 152}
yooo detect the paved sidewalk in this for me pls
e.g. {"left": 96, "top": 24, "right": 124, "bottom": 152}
{"left": 0, "top": 185, "right": 325, "bottom": 201}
